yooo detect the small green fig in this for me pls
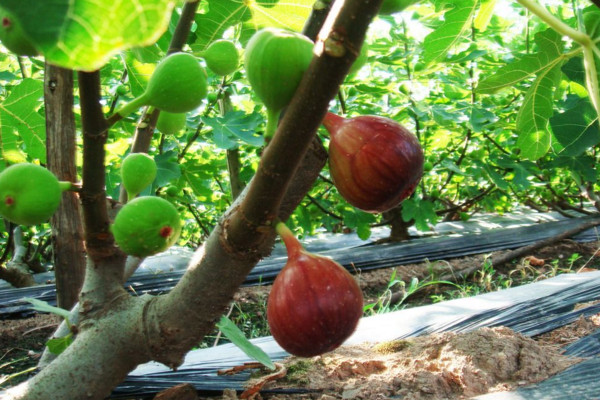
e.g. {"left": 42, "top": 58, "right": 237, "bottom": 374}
{"left": 378, "top": 0, "right": 415, "bottom": 15}
{"left": 0, "top": 163, "right": 61, "bottom": 225}
{"left": 165, "top": 185, "right": 180, "bottom": 197}
{"left": 0, "top": 8, "right": 38, "bottom": 56}
{"left": 111, "top": 196, "right": 181, "bottom": 257}
{"left": 347, "top": 43, "right": 369, "bottom": 76}
{"left": 121, "top": 153, "right": 157, "bottom": 202}
{"left": 116, "top": 84, "right": 129, "bottom": 96}
{"left": 244, "top": 28, "right": 313, "bottom": 139}
{"left": 156, "top": 111, "right": 187, "bottom": 135}
{"left": 117, "top": 52, "right": 207, "bottom": 116}
{"left": 199, "top": 40, "right": 240, "bottom": 76}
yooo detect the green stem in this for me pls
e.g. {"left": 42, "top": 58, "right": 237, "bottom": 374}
{"left": 517, "top": 0, "right": 600, "bottom": 116}
{"left": 265, "top": 108, "right": 281, "bottom": 142}
{"left": 583, "top": 46, "right": 600, "bottom": 115}
{"left": 58, "top": 181, "right": 73, "bottom": 192}
{"left": 517, "top": 0, "right": 591, "bottom": 45}
{"left": 114, "top": 93, "right": 149, "bottom": 118}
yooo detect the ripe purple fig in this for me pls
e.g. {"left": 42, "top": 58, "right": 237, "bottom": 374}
{"left": 267, "top": 222, "right": 363, "bottom": 357}
{"left": 323, "top": 112, "right": 424, "bottom": 213}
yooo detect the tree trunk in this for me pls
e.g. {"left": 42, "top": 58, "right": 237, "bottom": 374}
{"left": 383, "top": 205, "right": 412, "bottom": 242}
{"left": 44, "top": 64, "right": 86, "bottom": 310}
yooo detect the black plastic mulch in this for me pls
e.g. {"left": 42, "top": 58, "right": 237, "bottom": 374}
{"left": 1, "top": 215, "right": 599, "bottom": 319}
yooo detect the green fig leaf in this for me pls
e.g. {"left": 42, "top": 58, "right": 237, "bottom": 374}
{"left": 515, "top": 62, "right": 563, "bottom": 160}
{"left": 422, "top": 0, "right": 478, "bottom": 64}
{"left": 477, "top": 29, "right": 563, "bottom": 94}
{"left": 191, "top": 0, "right": 312, "bottom": 52}
{"left": 550, "top": 99, "right": 600, "bottom": 157}
{"left": 0, "top": 79, "right": 46, "bottom": 163}
{"left": 1, "top": 0, "right": 176, "bottom": 71}
{"left": 203, "top": 111, "right": 264, "bottom": 149}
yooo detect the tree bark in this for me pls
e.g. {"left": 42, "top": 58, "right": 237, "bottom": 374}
{"left": 2, "top": 1, "right": 380, "bottom": 398}
{"left": 44, "top": 64, "right": 86, "bottom": 309}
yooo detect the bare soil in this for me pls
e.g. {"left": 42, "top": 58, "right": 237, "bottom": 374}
{"left": 1, "top": 238, "right": 600, "bottom": 399}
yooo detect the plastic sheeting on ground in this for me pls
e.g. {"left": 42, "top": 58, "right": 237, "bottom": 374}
{"left": 110, "top": 271, "right": 600, "bottom": 399}
{"left": 1, "top": 214, "right": 599, "bottom": 319}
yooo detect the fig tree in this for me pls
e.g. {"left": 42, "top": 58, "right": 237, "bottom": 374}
{"left": 121, "top": 153, "right": 157, "bottom": 202}
{"left": 111, "top": 196, "right": 181, "bottom": 257}
{"left": 378, "top": 0, "right": 415, "bottom": 15}
{"left": 323, "top": 112, "right": 424, "bottom": 213}
{"left": 244, "top": 28, "right": 313, "bottom": 139}
{"left": 156, "top": 111, "right": 187, "bottom": 135}
{"left": 199, "top": 39, "right": 240, "bottom": 76}
{"left": 0, "top": 163, "right": 61, "bottom": 225}
{"left": 117, "top": 52, "right": 207, "bottom": 116}
{"left": 267, "top": 222, "right": 363, "bottom": 357}
{"left": 0, "top": 8, "right": 38, "bottom": 56}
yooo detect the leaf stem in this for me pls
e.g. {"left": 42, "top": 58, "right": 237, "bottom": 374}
{"left": 517, "top": 0, "right": 590, "bottom": 45}
{"left": 517, "top": 0, "right": 600, "bottom": 117}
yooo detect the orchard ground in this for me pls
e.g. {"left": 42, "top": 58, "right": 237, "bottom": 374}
{"left": 1, "top": 238, "right": 600, "bottom": 399}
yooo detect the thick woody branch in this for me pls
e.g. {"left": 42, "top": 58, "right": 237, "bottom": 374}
{"left": 78, "top": 71, "right": 126, "bottom": 298}
{"left": 147, "top": 0, "right": 383, "bottom": 368}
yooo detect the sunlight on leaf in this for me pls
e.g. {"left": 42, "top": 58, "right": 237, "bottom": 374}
{"left": 0, "top": 79, "right": 46, "bottom": 163}
{"left": 2, "top": 0, "right": 176, "bottom": 71}
{"left": 217, "top": 315, "right": 276, "bottom": 370}
{"left": 551, "top": 100, "right": 600, "bottom": 157}
{"left": 422, "top": 0, "right": 477, "bottom": 64}
{"left": 477, "top": 30, "right": 564, "bottom": 94}
{"left": 192, "top": 0, "right": 312, "bottom": 52}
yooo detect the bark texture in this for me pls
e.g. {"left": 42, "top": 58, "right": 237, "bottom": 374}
{"left": 2, "top": 1, "right": 381, "bottom": 398}
{"left": 44, "top": 64, "right": 86, "bottom": 309}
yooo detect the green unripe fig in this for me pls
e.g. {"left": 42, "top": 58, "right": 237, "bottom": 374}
{"left": 116, "top": 84, "right": 129, "bottom": 96}
{"left": 121, "top": 153, "right": 157, "bottom": 202}
{"left": 207, "top": 92, "right": 219, "bottom": 103}
{"left": 347, "top": 43, "right": 369, "bottom": 76}
{"left": 165, "top": 185, "right": 180, "bottom": 197}
{"left": 111, "top": 196, "right": 181, "bottom": 257}
{"left": 378, "top": 0, "right": 415, "bottom": 15}
{"left": 0, "top": 8, "right": 38, "bottom": 56}
{"left": 0, "top": 163, "right": 61, "bottom": 225}
{"left": 244, "top": 28, "right": 313, "bottom": 139}
{"left": 199, "top": 40, "right": 240, "bottom": 76}
{"left": 117, "top": 52, "right": 207, "bottom": 116}
{"left": 156, "top": 111, "right": 187, "bottom": 135}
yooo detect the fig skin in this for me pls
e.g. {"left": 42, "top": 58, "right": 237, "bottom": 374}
{"left": 111, "top": 196, "right": 181, "bottom": 257}
{"left": 323, "top": 112, "right": 424, "bottom": 213}
{"left": 121, "top": 153, "right": 157, "bottom": 202}
{"left": 0, "top": 163, "right": 61, "bottom": 226}
{"left": 267, "top": 223, "right": 363, "bottom": 357}
{"left": 199, "top": 39, "right": 239, "bottom": 76}
{"left": 117, "top": 52, "right": 207, "bottom": 117}
{"left": 156, "top": 111, "right": 187, "bottom": 135}
{"left": 244, "top": 28, "right": 313, "bottom": 139}
{"left": 0, "top": 9, "right": 38, "bottom": 56}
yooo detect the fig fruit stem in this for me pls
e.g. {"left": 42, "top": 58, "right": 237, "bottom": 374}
{"left": 275, "top": 221, "right": 302, "bottom": 258}
{"left": 115, "top": 94, "right": 149, "bottom": 118}
{"left": 265, "top": 108, "right": 281, "bottom": 141}
{"left": 59, "top": 181, "right": 73, "bottom": 192}
{"left": 322, "top": 112, "right": 344, "bottom": 137}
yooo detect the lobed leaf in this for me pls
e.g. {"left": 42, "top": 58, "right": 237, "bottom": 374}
{"left": 550, "top": 99, "right": 600, "bottom": 157}
{"left": 0, "top": 79, "right": 46, "bottom": 163}
{"left": 2, "top": 0, "right": 176, "bottom": 71}
{"left": 477, "top": 30, "right": 564, "bottom": 94}
{"left": 515, "top": 61, "right": 563, "bottom": 160}
{"left": 191, "top": 0, "right": 312, "bottom": 52}
{"left": 422, "top": 0, "right": 478, "bottom": 64}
